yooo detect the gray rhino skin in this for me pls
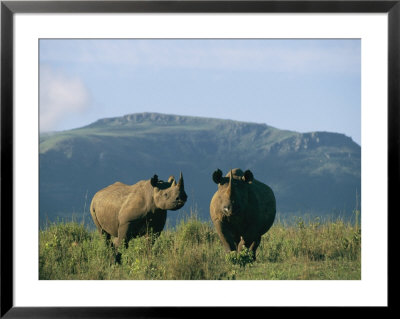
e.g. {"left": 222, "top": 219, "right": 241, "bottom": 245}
{"left": 210, "top": 168, "right": 276, "bottom": 257}
{"left": 90, "top": 173, "right": 187, "bottom": 248}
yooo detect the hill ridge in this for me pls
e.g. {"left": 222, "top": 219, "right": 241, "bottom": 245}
{"left": 69, "top": 112, "right": 357, "bottom": 147}
{"left": 87, "top": 112, "right": 273, "bottom": 127}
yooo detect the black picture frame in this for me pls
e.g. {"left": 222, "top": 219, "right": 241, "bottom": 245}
{"left": 1, "top": 0, "right": 396, "bottom": 317}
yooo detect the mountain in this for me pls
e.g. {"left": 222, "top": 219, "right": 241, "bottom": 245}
{"left": 39, "top": 112, "right": 361, "bottom": 227}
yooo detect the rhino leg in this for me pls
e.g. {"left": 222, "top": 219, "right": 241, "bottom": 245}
{"left": 213, "top": 221, "right": 237, "bottom": 252}
{"left": 108, "top": 222, "right": 132, "bottom": 264}
{"left": 249, "top": 237, "right": 261, "bottom": 260}
{"left": 102, "top": 231, "right": 111, "bottom": 244}
{"left": 113, "top": 221, "right": 134, "bottom": 249}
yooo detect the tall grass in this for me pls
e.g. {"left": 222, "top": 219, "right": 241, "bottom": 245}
{"left": 39, "top": 214, "right": 361, "bottom": 280}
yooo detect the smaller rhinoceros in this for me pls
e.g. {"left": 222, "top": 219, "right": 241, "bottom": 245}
{"left": 210, "top": 168, "right": 276, "bottom": 258}
{"left": 90, "top": 173, "right": 187, "bottom": 248}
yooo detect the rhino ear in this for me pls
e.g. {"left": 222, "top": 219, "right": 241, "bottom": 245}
{"left": 243, "top": 170, "right": 254, "bottom": 183}
{"left": 168, "top": 176, "right": 176, "bottom": 185}
{"left": 212, "top": 169, "right": 223, "bottom": 184}
{"left": 150, "top": 175, "right": 159, "bottom": 187}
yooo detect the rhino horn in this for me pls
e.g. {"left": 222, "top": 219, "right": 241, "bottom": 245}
{"left": 227, "top": 169, "right": 233, "bottom": 197}
{"left": 177, "top": 172, "right": 184, "bottom": 188}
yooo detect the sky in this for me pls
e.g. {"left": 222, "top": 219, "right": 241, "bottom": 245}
{"left": 39, "top": 39, "right": 361, "bottom": 144}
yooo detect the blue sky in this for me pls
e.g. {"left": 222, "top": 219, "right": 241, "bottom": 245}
{"left": 39, "top": 39, "right": 361, "bottom": 144}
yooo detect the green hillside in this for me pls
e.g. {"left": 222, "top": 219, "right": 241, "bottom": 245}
{"left": 39, "top": 112, "right": 361, "bottom": 227}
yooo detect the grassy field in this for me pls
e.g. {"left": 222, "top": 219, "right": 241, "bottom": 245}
{"left": 39, "top": 214, "right": 361, "bottom": 280}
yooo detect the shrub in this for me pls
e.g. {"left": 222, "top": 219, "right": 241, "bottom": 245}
{"left": 39, "top": 215, "right": 361, "bottom": 280}
{"left": 225, "top": 248, "right": 255, "bottom": 267}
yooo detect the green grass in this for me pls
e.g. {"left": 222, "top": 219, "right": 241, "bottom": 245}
{"left": 39, "top": 214, "right": 361, "bottom": 280}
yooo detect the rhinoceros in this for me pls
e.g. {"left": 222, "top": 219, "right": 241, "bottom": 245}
{"left": 90, "top": 173, "right": 187, "bottom": 248}
{"left": 210, "top": 168, "right": 276, "bottom": 258}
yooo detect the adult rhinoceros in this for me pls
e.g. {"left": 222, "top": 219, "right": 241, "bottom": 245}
{"left": 210, "top": 168, "right": 276, "bottom": 258}
{"left": 90, "top": 173, "right": 187, "bottom": 248}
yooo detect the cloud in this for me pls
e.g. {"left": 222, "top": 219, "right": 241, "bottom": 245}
{"left": 40, "top": 65, "right": 90, "bottom": 132}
